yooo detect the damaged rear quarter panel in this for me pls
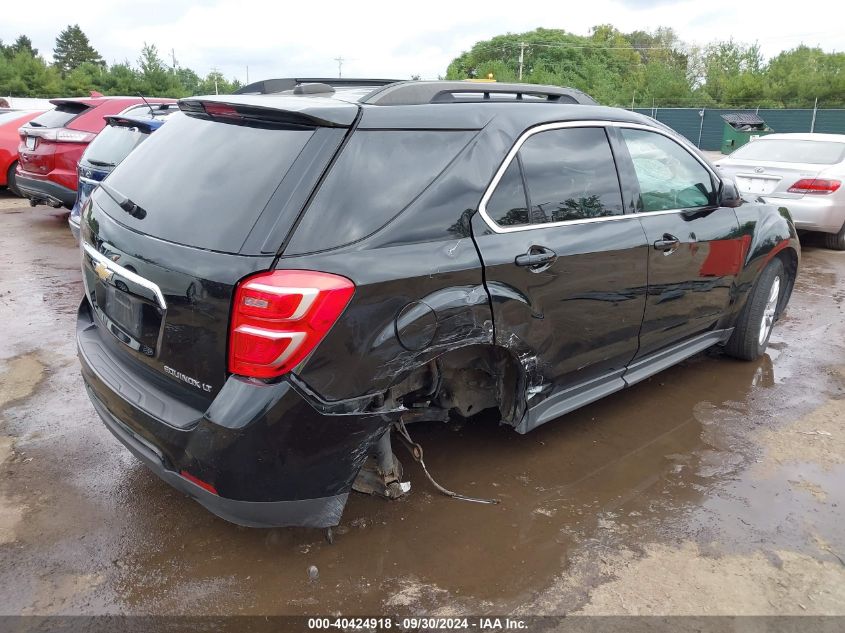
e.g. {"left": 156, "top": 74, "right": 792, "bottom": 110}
{"left": 277, "top": 129, "right": 516, "bottom": 403}
{"left": 281, "top": 239, "right": 494, "bottom": 401}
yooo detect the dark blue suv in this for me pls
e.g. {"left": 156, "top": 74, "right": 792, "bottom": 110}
{"left": 69, "top": 107, "right": 177, "bottom": 240}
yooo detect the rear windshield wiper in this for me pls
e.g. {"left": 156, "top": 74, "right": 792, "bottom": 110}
{"left": 99, "top": 182, "right": 146, "bottom": 220}
{"left": 87, "top": 159, "right": 116, "bottom": 167}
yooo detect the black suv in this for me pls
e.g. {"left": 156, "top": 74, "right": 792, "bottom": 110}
{"left": 77, "top": 79, "right": 799, "bottom": 528}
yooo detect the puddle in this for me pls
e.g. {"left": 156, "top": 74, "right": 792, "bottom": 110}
{"left": 0, "top": 354, "right": 45, "bottom": 408}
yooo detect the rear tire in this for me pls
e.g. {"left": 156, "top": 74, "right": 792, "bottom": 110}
{"left": 5, "top": 161, "right": 21, "bottom": 197}
{"left": 821, "top": 222, "right": 845, "bottom": 251}
{"left": 724, "top": 258, "right": 785, "bottom": 361}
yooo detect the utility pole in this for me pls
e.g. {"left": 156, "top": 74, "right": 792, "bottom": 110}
{"left": 518, "top": 42, "right": 527, "bottom": 81}
{"left": 170, "top": 48, "right": 177, "bottom": 70}
{"left": 211, "top": 66, "right": 219, "bottom": 95}
{"left": 630, "top": 91, "right": 636, "bottom": 110}
{"left": 334, "top": 56, "right": 345, "bottom": 78}
{"left": 246, "top": 65, "right": 249, "bottom": 84}
{"left": 810, "top": 97, "right": 818, "bottom": 132}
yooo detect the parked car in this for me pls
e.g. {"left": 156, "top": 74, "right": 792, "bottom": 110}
{"left": 714, "top": 133, "right": 845, "bottom": 249}
{"left": 1, "top": 110, "right": 46, "bottom": 195}
{"left": 76, "top": 80, "right": 799, "bottom": 529}
{"left": 68, "top": 107, "right": 178, "bottom": 240}
{"left": 16, "top": 96, "right": 175, "bottom": 209}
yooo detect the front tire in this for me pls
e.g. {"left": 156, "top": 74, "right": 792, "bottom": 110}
{"left": 821, "top": 222, "right": 845, "bottom": 250}
{"left": 6, "top": 161, "right": 21, "bottom": 197}
{"left": 725, "top": 258, "right": 785, "bottom": 361}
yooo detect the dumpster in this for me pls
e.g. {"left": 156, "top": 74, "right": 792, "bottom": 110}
{"left": 721, "top": 113, "right": 774, "bottom": 154}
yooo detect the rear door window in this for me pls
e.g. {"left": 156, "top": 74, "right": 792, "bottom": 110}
{"left": 25, "top": 102, "right": 90, "bottom": 128}
{"left": 286, "top": 130, "right": 474, "bottom": 253}
{"left": 98, "top": 112, "right": 314, "bottom": 253}
{"left": 485, "top": 126, "right": 624, "bottom": 228}
{"left": 486, "top": 160, "right": 530, "bottom": 227}
{"left": 520, "top": 127, "right": 624, "bottom": 222}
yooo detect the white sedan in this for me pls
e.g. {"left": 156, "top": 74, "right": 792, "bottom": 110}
{"left": 714, "top": 133, "right": 845, "bottom": 249}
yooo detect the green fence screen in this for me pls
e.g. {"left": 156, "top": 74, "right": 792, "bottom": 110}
{"left": 631, "top": 108, "right": 845, "bottom": 152}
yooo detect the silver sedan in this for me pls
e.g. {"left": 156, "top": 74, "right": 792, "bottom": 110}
{"left": 714, "top": 133, "right": 845, "bottom": 249}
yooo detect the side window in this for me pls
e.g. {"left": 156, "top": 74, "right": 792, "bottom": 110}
{"left": 519, "top": 127, "right": 624, "bottom": 222}
{"left": 486, "top": 159, "right": 530, "bottom": 227}
{"left": 620, "top": 128, "right": 715, "bottom": 212}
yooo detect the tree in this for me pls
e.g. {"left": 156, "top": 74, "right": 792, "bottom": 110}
{"left": 699, "top": 39, "right": 766, "bottom": 105}
{"left": 445, "top": 26, "right": 695, "bottom": 107}
{"left": 53, "top": 24, "right": 103, "bottom": 76}
{"left": 10, "top": 35, "right": 38, "bottom": 58}
{"left": 763, "top": 46, "right": 845, "bottom": 107}
{"left": 137, "top": 43, "right": 182, "bottom": 95}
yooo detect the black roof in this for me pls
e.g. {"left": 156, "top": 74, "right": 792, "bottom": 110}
{"left": 187, "top": 80, "right": 663, "bottom": 136}
{"left": 360, "top": 80, "right": 597, "bottom": 105}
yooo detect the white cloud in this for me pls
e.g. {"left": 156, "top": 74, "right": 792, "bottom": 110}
{"left": 2, "top": 0, "right": 843, "bottom": 83}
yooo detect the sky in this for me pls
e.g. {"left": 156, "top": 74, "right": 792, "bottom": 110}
{"left": 2, "top": 0, "right": 844, "bottom": 83}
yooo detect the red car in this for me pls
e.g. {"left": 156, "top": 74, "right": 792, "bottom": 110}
{"left": 16, "top": 96, "right": 175, "bottom": 208}
{"left": 1, "top": 110, "right": 45, "bottom": 196}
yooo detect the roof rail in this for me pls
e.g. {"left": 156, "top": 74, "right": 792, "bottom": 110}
{"left": 234, "top": 78, "right": 401, "bottom": 95}
{"left": 360, "top": 81, "right": 597, "bottom": 106}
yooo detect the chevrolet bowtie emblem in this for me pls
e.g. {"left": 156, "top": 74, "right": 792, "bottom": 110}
{"left": 94, "top": 261, "right": 114, "bottom": 283}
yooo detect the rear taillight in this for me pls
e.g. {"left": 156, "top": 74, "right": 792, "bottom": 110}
{"left": 228, "top": 270, "right": 355, "bottom": 379}
{"left": 788, "top": 178, "right": 841, "bottom": 195}
{"left": 18, "top": 127, "right": 95, "bottom": 143}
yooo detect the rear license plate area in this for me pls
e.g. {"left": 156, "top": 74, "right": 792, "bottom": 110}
{"left": 95, "top": 281, "right": 161, "bottom": 356}
{"left": 736, "top": 175, "right": 778, "bottom": 195}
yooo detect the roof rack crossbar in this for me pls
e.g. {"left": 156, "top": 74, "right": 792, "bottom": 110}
{"left": 235, "top": 78, "right": 402, "bottom": 95}
{"left": 360, "top": 81, "right": 597, "bottom": 106}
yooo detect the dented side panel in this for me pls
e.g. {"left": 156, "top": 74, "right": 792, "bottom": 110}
{"left": 282, "top": 238, "right": 493, "bottom": 401}
{"left": 279, "top": 126, "right": 517, "bottom": 403}
{"left": 470, "top": 212, "right": 650, "bottom": 414}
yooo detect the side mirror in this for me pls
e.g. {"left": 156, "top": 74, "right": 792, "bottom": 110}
{"left": 718, "top": 179, "right": 742, "bottom": 208}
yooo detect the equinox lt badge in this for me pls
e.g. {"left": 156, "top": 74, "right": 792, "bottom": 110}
{"left": 164, "top": 365, "right": 213, "bottom": 392}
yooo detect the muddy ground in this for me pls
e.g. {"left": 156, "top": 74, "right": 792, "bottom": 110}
{"left": 0, "top": 191, "right": 844, "bottom": 617}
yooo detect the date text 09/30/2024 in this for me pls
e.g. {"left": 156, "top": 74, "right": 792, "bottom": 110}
{"left": 307, "top": 617, "right": 528, "bottom": 630}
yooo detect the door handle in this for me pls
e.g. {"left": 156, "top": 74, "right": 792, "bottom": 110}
{"left": 653, "top": 234, "right": 680, "bottom": 253}
{"left": 515, "top": 246, "right": 557, "bottom": 268}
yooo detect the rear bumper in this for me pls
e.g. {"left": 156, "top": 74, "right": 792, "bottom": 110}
{"left": 16, "top": 174, "right": 76, "bottom": 209}
{"left": 762, "top": 195, "right": 845, "bottom": 234}
{"left": 68, "top": 214, "right": 81, "bottom": 241}
{"left": 86, "top": 385, "right": 348, "bottom": 527}
{"left": 77, "top": 299, "right": 393, "bottom": 528}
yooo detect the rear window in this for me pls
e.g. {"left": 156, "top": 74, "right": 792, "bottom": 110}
{"left": 83, "top": 125, "right": 149, "bottom": 167}
{"left": 99, "top": 112, "right": 314, "bottom": 253}
{"left": 730, "top": 139, "right": 845, "bottom": 165}
{"left": 286, "top": 130, "right": 473, "bottom": 254}
{"left": 25, "top": 102, "right": 90, "bottom": 129}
